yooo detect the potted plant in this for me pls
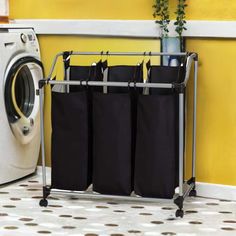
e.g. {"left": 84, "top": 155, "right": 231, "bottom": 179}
{"left": 153, "top": 0, "right": 188, "bottom": 65}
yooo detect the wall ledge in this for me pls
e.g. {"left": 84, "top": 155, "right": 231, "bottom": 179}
{"left": 10, "top": 19, "right": 236, "bottom": 38}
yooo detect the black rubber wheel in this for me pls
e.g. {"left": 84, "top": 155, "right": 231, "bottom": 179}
{"left": 175, "top": 209, "right": 184, "bottom": 218}
{"left": 189, "top": 189, "right": 197, "bottom": 197}
{"left": 39, "top": 199, "right": 48, "bottom": 207}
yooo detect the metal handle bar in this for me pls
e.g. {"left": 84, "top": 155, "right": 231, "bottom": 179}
{"left": 46, "top": 80, "right": 173, "bottom": 89}
{"left": 183, "top": 53, "right": 197, "bottom": 85}
{"left": 47, "top": 51, "right": 197, "bottom": 81}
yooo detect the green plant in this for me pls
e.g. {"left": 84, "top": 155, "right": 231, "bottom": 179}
{"left": 153, "top": 0, "right": 170, "bottom": 37}
{"left": 153, "top": 0, "right": 188, "bottom": 38}
{"left": 174, "top": 0, "right": 188, "bottom": 37}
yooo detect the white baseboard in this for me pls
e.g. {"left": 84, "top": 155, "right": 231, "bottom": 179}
{"left": 196, "top": 182, "right": 236, "bottom": 201}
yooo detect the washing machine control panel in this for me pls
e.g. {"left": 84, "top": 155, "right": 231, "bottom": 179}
{"left": 19, "top": 31, "right": 40, "bottom": 56}
{"left": 20, "top": 31, "right": 36, "bottom": 44}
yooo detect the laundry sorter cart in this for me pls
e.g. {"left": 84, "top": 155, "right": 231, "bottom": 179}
{"left": 38, "top": 51, "right": 198, "bottom": 218}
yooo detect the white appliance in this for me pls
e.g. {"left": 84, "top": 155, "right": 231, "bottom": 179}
{"left": 0, "top": 25, "right": 43, "bottom": 184}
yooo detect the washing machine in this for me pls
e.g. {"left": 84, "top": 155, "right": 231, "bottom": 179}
{"left": 0, "top": 25, "right": 43, "bottom": 184}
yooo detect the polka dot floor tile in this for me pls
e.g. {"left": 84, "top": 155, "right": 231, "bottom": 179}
{"left": 0, "top": 168, "right": 235, "bottom": 236}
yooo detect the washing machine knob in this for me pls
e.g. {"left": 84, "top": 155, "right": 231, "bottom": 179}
{"left": 22, "top": 126, "right": 30, "bottom": 135}
{"left": 20, "top": 33, "right": 27, "bottom": 43}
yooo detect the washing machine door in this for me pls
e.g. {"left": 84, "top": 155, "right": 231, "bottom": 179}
{"left": 4, "top": 57, "right": 43, "bottom": 145}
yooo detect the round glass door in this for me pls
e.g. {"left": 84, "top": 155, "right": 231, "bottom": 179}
{"left": 4, "top": 57, "right": 43, "bottom": 144}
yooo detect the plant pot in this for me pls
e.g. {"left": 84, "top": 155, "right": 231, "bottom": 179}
{"left": 161, "top": 37, "right": 185, "bottom": 66}
{"left": 0, "top": 0, "right": 9, "bottom": 23}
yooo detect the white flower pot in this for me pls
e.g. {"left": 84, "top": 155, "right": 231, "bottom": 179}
{"left": 161, "top": 37, "right": 183, "bottom": 66}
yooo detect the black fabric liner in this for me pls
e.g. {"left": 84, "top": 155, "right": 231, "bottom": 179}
{"left": 69, "top": 64, "right": 102, "bottom": 170}
{"left": 92, "top": 65, "right": 143, "bottom": 195}
{"left": 149, "top": 65, "right": 185, "bottom": 188}
{"left": 51, "top": 91, "right": 92, "bottom": 191}
{"left": 92, "top": 93, "right": 132, "bottom": 195}
{"left": 134, "top": 94, "right": 179, "bottom": 199}
{"left": 108, "top": 65, "right": 143, "bottom": 189}
{"left": 51, "top": 62, "right": 105, "bottom": 191}
{"left": 134, "top": 65, "right": 184, "bottom": 199}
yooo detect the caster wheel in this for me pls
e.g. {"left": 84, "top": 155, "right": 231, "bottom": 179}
{"left": 39, "top": 199, "right": 48, "bottom": 207}
{"left": 175, "top": 209, "right": 184, "bottom": 218}
{"left": 189, "top": 189, "right": 197, "bottom": 197}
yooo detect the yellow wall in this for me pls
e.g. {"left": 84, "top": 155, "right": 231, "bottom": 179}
{"left": 9, "top": 1, "right": 236, "bottom": 186}
{"left": 10, "top": 0, "right": 236, "bottom": 20}
{"left": 185, "top": 39, "right": 236, "bottom": 185}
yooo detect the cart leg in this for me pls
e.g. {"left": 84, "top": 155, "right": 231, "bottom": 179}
{"left": 38, "top": 85, "right": 49, "bottom": 207}
{"left": 39, "top": 186, "right": 50, "bottom": 207}
{"left": 189, "top": 59, "right": 198, "bottom": 197}
{"left": 174, "top": 92, "right": 185, "bottom": 218}
{"left": 174, "top": 196, "right": 184, "bottom": 218}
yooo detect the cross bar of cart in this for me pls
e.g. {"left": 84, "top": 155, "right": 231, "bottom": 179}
{"left": 38, "top": 51, "right": 198, "bottom": 218}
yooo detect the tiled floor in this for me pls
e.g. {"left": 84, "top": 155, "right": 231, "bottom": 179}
{"left": 0, "top": 169, "right": 236, "bottom": 236}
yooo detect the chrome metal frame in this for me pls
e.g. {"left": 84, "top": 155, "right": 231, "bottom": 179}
{"left": 38, "top": 51, "right": 198, "bottom": 218}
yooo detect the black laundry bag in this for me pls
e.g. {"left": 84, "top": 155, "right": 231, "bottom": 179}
{"left": 134, "top": 65, "right": 185, "bottom": 199}
{"left": 92, "top": 93, "right": 132, "bottom": 195}
{"left": 148, "top": 65, "right": 185, "bottom": 188}
{"left": 134, "top": 94, "right": 178, "bottom": 199}
{"left": 51, "top": 91, "right": 92, "bottom": 191}
{"left": 69, "top": 64, "right": 103, "bottom": 155}
{"left": 51, "top": 62, "right": 105, "bottom": 191}
{"left": 92, "top": 65, "right": 142, "bottom": 195}
{"left": 108, "top": 65, "right": 143, "bottom": 187}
